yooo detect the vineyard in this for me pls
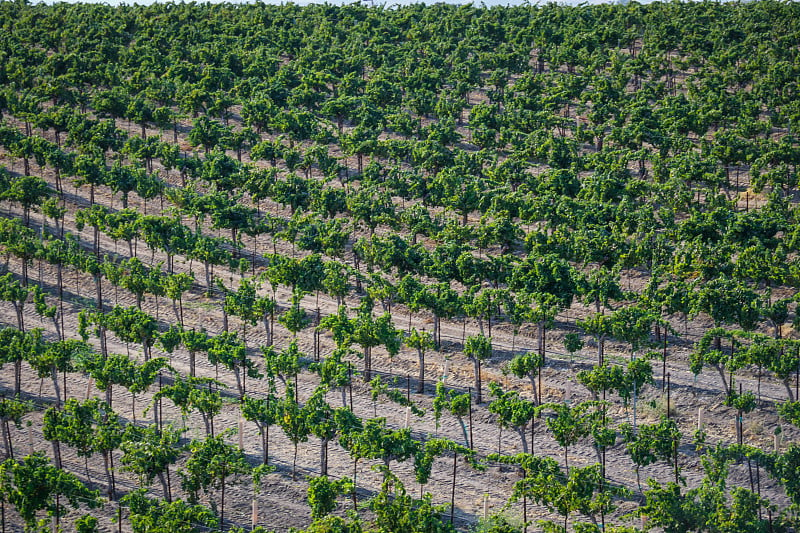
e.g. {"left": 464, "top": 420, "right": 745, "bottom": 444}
{"left": 0, "top": 0, "right": 799, "bottom": 531}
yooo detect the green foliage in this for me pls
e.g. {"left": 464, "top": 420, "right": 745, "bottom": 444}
{"left": 563, "top": 333, "right": 584, "bottom": 358}
{"left": 608, "top": 304, "right": 659, "bottom": 352}
{"left": 76, "top": 513, "right": 99, "bottom": 533}
{"left": 576, "top": 364, "right": 624, "bottom": 401}
{"left": 370, "top": 376, "right": 425, "bottom": 417}
{"left": 0, "top": 453, "right": 101, "bottom": 531}
{"left": 222, "top": 277, "right": 258, "bottom": 327}
{"left": 414, "top": 438, "right": 481, "bottom": 487}
{"left": 242, "top": 393, "right": 281, "bottom": 466}
{"left": 263, "top": 339, "right": 306, "bottom": 386}
{"left": 300, "top": 514, "right": 363, "bottom": 533}
{"left": 76, "top": 350, "right": 169, "bottom": 397}
{"left": 122, "top": 489, "right": 218, "bottom": 533}
{"left": 772, "top": 443, "right": 800, "bottom": 507}
{"left": 180, "top": 431, "right": 251, "bottom": 505}
{"left": 509, "top": 254, "right": 577, "bottom": 311}
{"left": 778, "top": 401, "right": 800, "bottom": 429}
{"left": 188, "top": 116, "right": 227, "bottom": 154}
{"left": 339, "top": 417, "right": 419, "bottom": 473}
{"left": 159, "top": 324, "right": 183, "bottom": 354}
{"left": 0, "top": 328, "right": 44, "bottom": 373}
{"left": 492, "top": 453, "right": 625, "bottom": 533}
{"left": 506, "top": 352, "right": 544, "bottom": 390}
{"left": 322, "top": 262, "right": 353, "bottom": 304}
{"left": 433, "top": 381, "right": 471, "bottom": 445}
{"left": 280, "top": 293, "right": 313, "bottom": 336}
{"left": 31, "top": 285, "right": 56, "bottom": 320}
{"left": 471, "top": 514, "right": 522, "bottom": 533}
{"left": 534, "top": 464, "right": 626, "bottom": 531}
{"left": 5, "top": 2, "right": 800, "bottom": 531}
{"left": 207, "top": 330, "right": 261, "bottom": 397}
{"left": 621, "top": 417, "right": 681, "bottom": 487}
{"left": 368, "top": 472, "right": 456, "bottom": 533}
{"left": 543, "top": 401, "right": 600, "bottom": 452}
{"left": 278, "top": 383, "right": 310, "bottom": 444}
{"left": 310, "top": 347, "right": 355, "bottom": 393}
{"left": 640, "top": 479, "right": 775, "bottom": 533}
{"left": 405, "top": 327, "right": 434, "bottom": 354}
{"left": 464, "top": 334, "right": 492, "bottom": 362}
{"left": 93, "top": 305, "right": 160, "bottom": 352}
{"left": 619, "top": 358, "right": 654, "bottom": 407}
{"left": 319, "top": 306, "right": 355, "bottom": 348}
{"left": 691, "top": 277, "right": 761, "bottom": 331}
{"left": 4, "top": 175, "right": 51, "bottom": 224}
{"left": 304, "top": 386, "right": 338, "bottom": 443}
{"left": 353, "top": 299, "right": 402, "bottom": 355}
{"left": 154, "top": 376, "right": 224, "bottom": 434}
{"left": 180, "top": 327, "right": 210, "bottom": 375}
{"left": 29, "top": 338, "right": 89, "bottom": 381}
{"left": 724, "top": 388, "right": 757, "bottom": 413}
{"left": 488, "top": 382, "right": 535, "bottom": 453}
{"left": 688, "top": 328, "right": 767, "bottom": 395}
{"left": 307, "top": 476, "right": 354, "bottom": 519}
{"left": 121, "top": 424, "right": 185, "bottom": 488}
{"left": 43, "top": 398, "right": 124, "bottom": 459}
{"left": 0, "top": 396, "right": 33, "bottom": 428}
{"left": 242, "top": 394, "right": 280, "bottom": 430}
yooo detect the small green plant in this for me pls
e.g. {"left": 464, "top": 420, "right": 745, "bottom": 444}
{"left": 76, "top": 513, "right": 99, "bottom": 533}
{"left": 564, "top": 333, "right": 584, "bottom": 363}
{"left": 307, "top": 475, "right": 353, "bottom": 519}
{"left": 471, "top": 513, "right": 522, "bottom": 533}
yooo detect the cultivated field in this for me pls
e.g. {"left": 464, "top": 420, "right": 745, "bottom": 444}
{"left": 0, "top": 2, "right": 799, "bottom": 532}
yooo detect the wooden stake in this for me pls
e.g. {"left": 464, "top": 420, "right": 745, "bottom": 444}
{"left": 666, "top": 373, "right": 671, "bottom": 418}
{"left": 348, "top": 363, "right": 353, "bottom": 411}
{"left": 468, "top": 389, "right": 474, "bottom": 450}
{"left": 450, "top": 452, "right": 457, "bottom": 524}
